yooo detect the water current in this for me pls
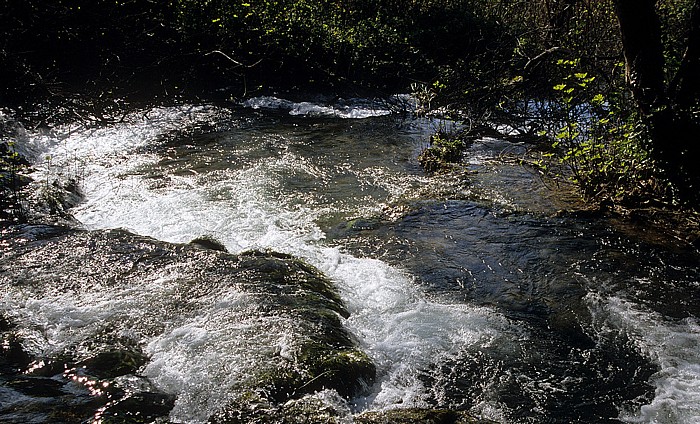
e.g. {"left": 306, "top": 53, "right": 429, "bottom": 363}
{"left": 3, "top": 98, "right": 700, "bottom": 423}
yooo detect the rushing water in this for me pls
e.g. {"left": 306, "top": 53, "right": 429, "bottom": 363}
{"left": 3, "top": 98, "right": 700, "bottom": 423}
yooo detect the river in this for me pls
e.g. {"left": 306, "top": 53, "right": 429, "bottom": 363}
{"left": 2, "top": 98, "right": 699, "bottom": 423}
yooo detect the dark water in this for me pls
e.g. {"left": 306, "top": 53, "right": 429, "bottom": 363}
{"left": 2, "top": 99, "right": 699, "bottom": 423}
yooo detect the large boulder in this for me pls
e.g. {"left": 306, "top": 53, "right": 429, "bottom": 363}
{"left": 0, "top": 225, "right": 375, "bottom": 423}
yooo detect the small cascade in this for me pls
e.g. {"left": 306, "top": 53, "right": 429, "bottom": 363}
{"left": 2, "top": 100, "right": 699, "bottom": 423}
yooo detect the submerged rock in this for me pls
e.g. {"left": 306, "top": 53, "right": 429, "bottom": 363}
{"left": 0, "top": 225, "right": 375, "bottom": 423}
{"left": 210, "top": 390, "right": 348, "bottom": 424}
{"left": 211, "top": 402, "right": 496, "bottom": 424}
{"left": 78, "top": 347, "right": 149, "bottom": 380}
{"left": 94, "top": 391, "right": 177, "bottom": 424}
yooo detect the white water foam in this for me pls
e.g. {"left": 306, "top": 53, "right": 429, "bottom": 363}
{"left": 19, "top": 104, "right": 518, "bottom": 422}
{"left": 242, "top": 96, "right": 392, "bottom": 119}
{"left": 587, "top": 293, "right": 700, "bottom": 424}
{"left": 1, "top": 260, "right": 324, "bottom": 423}
{"left": 19, "top": 105, "right": 217, "bottom": 164}
{"left": 142, "top": 296, "right": 304, "bottom": 423}
{"left": 306, "top": 248, "right": 524, "bottom": 413}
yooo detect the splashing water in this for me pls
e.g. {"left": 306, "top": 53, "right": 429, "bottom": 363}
{"left": 8, "top": 100, "right": 700, "bottom": 423}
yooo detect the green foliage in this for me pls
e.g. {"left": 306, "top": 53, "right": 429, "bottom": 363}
{"left": 539, "top": 58, "right": 668, "bottom": 206}
{"left": 2, "top": 0, "right": 696, "bottom": 210}
{"left": 418, "top": 130, "right": 468, "bottom": 173}
{"left": 658, "top": 0, "right": 697, "bottom": 79}
{"left": 169, "top": 0, "right": 506, "bottom": 89}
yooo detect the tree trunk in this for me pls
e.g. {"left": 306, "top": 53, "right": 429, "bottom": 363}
{"left": 613, "top": 0, "right": 700, "bottom": 206}
{"left": 613, "top": 0, "right": 667, "bottom": 115}
{"left": 672, "top": 0, "right": 700, "bottom": 108}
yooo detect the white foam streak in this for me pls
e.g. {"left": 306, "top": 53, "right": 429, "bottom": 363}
{"left": 242, "top": 96, "right": 391, "bottom": 119}
{"left": 25, "top": 106, "right": 213, "bottom": 166}
{"left": 317, "top": 254, "right": 515, "bottom": 411}
{"left": 587, "top": 294, "right": 700, "bottom": 424}
{"left": 74, "top": 168, "right": 324, "bottom": 254}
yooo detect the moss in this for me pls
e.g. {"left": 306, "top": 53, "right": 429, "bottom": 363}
{"left": 280, "top": 396, "right": 345, "bottom": 424}
{"left": 294, "top": 344, "right": 375, "bottom": 399}
{"left": 2, "top": 226, "right": 376, "bottom": 422}
{"left": 256, "top": 363, "right": 307, "bottom": 402}
{"left": 314, "top": 348, "right": 376, "bottom": 397}
{"left": 211, "top": 390, "right": 346, "bottom": 424}
{"left": 255, "top": 338, "right": 375, "bottom": 402}
{"left": 355, "top": 408, "right": 496, "bottom": 424}
{"left": 237, "top": 249, "right": 349, "bottom": 318}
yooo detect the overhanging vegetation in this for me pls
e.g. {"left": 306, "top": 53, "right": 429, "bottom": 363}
{"left": 1, "top": 0, "right": 699, "bottom": 212}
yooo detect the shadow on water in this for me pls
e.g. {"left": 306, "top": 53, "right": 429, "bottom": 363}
{"left": 327, "top": 192, "right": 700, "bottom": 422}
{"left": 318, "top": 134, "right": 699, "bottom": 422}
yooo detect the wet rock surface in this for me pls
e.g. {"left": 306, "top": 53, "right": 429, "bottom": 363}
{"left": 355, "top": 408, "right": 496, "bottom": 424}
{"left": 0, "top": 225, "right": 375, "bottom": 422}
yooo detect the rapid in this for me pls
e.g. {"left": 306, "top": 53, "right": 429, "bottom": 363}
{"left": 2, "top": 98, "right": 699, "bottom": 423}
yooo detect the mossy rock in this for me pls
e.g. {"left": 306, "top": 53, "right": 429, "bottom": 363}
{"left": 260, "top": 347, "right": 375, "bottom": 401}
{"left": 1, "top": 226, "right": 375, "bottom": 422}
{"left": 78, "top": 348, "right": 148, "bottom": 379}
{"left": 355, "top": 408, "right": 496, "bottom": 424}
{"left": 209, "top": 391, "right": 280, "bottom": 424}
{"left": 298, "top": 345, "right": 375, "bottom": 398}
{"left": 237, "top": 249, "right": 349, "bottom": 318}
{"left": 210, "top": 390, "right": 344, "bottom": 424}
{"left": 189, "top": 235, "right": 229, "bottom": 252}
{"left": 256, "top": 339, "right": 375, "bottom": 402}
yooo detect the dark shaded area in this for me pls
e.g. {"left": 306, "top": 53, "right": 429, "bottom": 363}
{"left": 355, "top": 408, "right": 495, "bottom": 424}
{"left": 3, "top": 0, "right": 700, "bottom": 211}
{"left": 613, "top": 0, "right": 700, "bottom": 207}
{"left": 0, "top": 1, "right": 513, "bottom": 122}
{"left": 1, "top": 0, "right": 200, "bottom": 119}
{"left": 0, "top": 118, "right": 31, "bottom": 223}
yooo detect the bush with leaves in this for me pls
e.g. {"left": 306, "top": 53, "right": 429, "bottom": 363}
{"left": 534, "top": 57, "right": 669, "bottom": 207}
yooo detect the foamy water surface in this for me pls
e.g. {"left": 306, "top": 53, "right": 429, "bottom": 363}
{"left": 12, "top": 101, "right": 700, "bottom": 423}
